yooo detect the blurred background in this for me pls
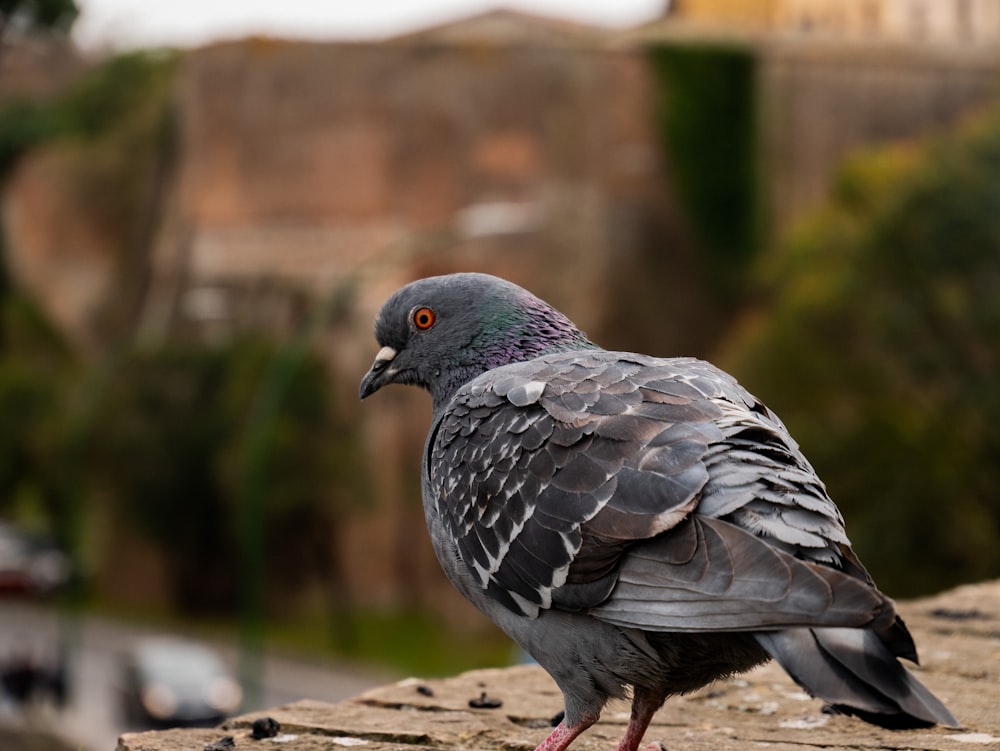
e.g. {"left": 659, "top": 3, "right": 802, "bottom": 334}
{"left": 2, "top": 0, "right": 999, "bottom": 749}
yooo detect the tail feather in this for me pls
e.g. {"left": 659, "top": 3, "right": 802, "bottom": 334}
{"left": 754, "top": 627, "right": 959, "bottom": 729}
{"left": 878, "top": 615, "right": 920, "bottom": 664}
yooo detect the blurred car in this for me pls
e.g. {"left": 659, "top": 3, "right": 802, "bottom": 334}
{"left": 118, "top": 638, "right": 242, "bottom": 728}
{"left": 0, "top": 522, "right": 72, "bottom": 596}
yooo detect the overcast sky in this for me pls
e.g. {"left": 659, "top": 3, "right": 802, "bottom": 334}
{"left": 73, "top": 0, "right": 667, "bottom": 51}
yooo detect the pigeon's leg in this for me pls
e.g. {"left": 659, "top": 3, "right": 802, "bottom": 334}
{"left": 533, "top": 709, "right": 600, "bottom": 751}
{"left": 616, "top": 686, "right": 667, "bottom": 751}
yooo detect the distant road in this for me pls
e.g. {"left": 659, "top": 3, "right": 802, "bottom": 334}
{"left": 0, "top": 600, "right": 397, "bottom": 751}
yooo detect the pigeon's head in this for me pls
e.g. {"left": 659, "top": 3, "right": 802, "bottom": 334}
{"left": 360, "top": 273, "right": 595, "bottom": 410}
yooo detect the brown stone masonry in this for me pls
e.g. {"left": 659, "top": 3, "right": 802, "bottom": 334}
{"left": 118, "top": 579, "right": 1000, "bottom": 751}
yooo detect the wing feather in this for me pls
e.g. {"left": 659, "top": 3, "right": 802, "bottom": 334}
{"left": 594, "top": 516, "right": 892, "bottom": 632}
{"left": 428, "top": 351, "right": 886, "bottom": 629}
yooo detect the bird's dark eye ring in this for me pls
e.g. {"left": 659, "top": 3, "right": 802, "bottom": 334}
{"left": 413, "top": 307, "right": 436, "bottom": 330}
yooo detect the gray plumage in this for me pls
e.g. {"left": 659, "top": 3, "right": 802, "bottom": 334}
{"left": 359, "top": 273, "right": 957, "bottom": 751}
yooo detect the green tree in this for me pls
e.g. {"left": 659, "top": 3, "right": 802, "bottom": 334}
{"left": 720, "top": 110, "right": 1000, "bottom": 596}
{"left": 0, "top": 293, "right": 77, "bottom": 546}
{"left": 647, "top": 43, "right": 760, "bottom": 302}
{"left": 92, "top": 336, "right": 363, "bottom": 614}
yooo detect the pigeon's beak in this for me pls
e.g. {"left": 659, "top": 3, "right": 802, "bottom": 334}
{"left": 359, "top": 346, "right": 398, "bottom": 399}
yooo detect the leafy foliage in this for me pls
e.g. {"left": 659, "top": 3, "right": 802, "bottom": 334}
{"left": 0, "top": 51, "right": 176, "bottom": 178}
{"left": 720, "top": 110, "right": 1000, "bottom": 596}
{"left": 0, "top": 289, "right": 368, "bottom": 616}
{"left": 0, "top": 99, "right": 65, "bottom": 175}
{"left": 0, "top": 293, "right": 77, "bottom": 549}
{"left": 91, "top": 336, "right": 365, "bottom": 614}
{"left": 63, "top": 51, "right": 177, "bottom": 141}
{"left": 647, "top": 43, "right": 760, "bottom": 302}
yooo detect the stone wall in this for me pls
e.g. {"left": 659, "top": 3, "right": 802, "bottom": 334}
{"left": 117, "top": 579, "right": 1000, "bottom": 751}
{"left": 157, "top": 34, "right": 681, "bottom": 346}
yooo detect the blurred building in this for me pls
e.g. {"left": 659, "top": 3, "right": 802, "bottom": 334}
{"left": 668, "top": 0, "right": 1000, "bottom": 44}
{"left": 783, "top": 0, "right": 1000, "bottom": 43}
{"left": 667, "top": 0, "right": 783, "bottom": 31}
{"left": 140, "top": 10, "right": 686, "bottom": 354}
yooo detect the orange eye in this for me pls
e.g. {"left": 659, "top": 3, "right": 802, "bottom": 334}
{"left": 413, "top": 307, "right": 436, "bottom": 330}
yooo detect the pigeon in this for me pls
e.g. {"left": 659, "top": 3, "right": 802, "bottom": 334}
{"left": 359, "top": 272, "right": 958, "bottom": 751}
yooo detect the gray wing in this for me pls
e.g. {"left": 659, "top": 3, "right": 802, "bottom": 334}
{"left": 428, "top": 351, "right": 892, "bottom": 631}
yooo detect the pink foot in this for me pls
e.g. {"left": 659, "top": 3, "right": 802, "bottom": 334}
{"left": 533, "top": 715, "right": 599, "bottom": 751}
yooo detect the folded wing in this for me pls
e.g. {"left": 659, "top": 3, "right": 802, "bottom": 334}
{"left": 430, "top": 352, "right": 890, "bottom": 632}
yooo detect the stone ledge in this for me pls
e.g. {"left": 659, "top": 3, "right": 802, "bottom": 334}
{"left": 117, "top": 580, "right": 1000, "bottom": 751}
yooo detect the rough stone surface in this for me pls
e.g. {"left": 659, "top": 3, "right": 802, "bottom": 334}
{"left": 117, "top": 580, "right": 1000, "bottom": 751}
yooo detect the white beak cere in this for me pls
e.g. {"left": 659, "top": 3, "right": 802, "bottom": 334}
{"left": 375, "top": 346, "right": 398, "bottom": 364}
{"left": 359, "top": 346, "right": 400, "bottom": 399}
